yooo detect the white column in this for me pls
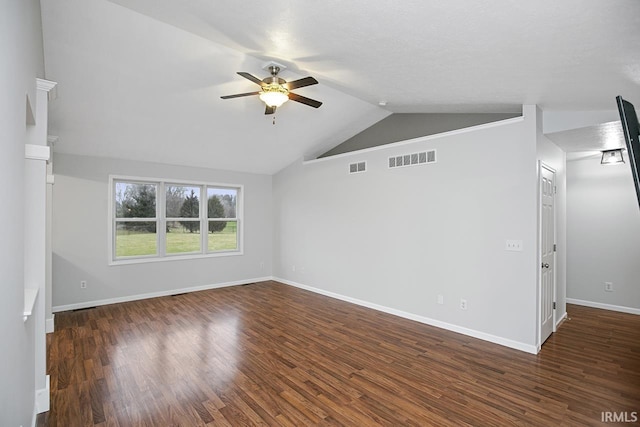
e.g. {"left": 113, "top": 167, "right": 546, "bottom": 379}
{"left": 25, "top": 78, "right": 57, "bottom": 414}
{"left": 45, "top": 136, "right": 57, "bottom": 334}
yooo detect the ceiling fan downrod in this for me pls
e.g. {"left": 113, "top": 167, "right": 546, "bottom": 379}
{"left": 269, "top": 66, "right": 280, "bottom": 83}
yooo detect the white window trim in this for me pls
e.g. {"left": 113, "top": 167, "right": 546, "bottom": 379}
{"left": 108, "top": 175, "right": 244, "bottom": 266}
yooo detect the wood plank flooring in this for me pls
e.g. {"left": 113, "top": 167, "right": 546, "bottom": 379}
{"left": 38, "top": 281, "right": 640, "bottom": 426}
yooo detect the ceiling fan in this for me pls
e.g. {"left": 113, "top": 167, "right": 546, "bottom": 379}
{"left": 221, "top": 65, "right": 322, "bottom": 115}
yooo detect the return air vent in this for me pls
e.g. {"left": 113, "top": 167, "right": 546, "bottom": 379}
{"left": 388, "top": 150, "right": 436, "bottom": 168}
{"left": 349, "top": 161, "right": 367, "bottom": 174}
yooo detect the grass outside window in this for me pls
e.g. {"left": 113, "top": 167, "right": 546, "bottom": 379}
{"left": 116, "top": 222, "right": 237, "bottom": 257}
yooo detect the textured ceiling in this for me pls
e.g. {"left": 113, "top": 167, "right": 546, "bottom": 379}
{"left": 41, "top": 0, "right": 640, "bottom": 174}
{"left": 546, "top": 121, "right": 625, "bottom": 152}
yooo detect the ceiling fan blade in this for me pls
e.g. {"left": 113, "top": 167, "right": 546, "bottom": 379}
{"left": 286, "top": 76, "right": 318, "bottom": 90}
{"left": 237, "top": 72, "right": 265, "bottom": 86}
{"left": 288, "top": 92, "right": 322, "bottom": 108}
{"left": 265, "top": 105, "right": 276, "bottom": 115}
{"left": 220, "top": 91, "right": 260, "bottom": 99}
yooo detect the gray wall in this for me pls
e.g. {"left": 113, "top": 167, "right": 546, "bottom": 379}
{"left": 52, "top": 153, "right": 273, "bottom": 309}
{"left": 0, "top": 0, "right": 45, "bottom": 425}
{"left": 320, "top": 113, "right": 521, "bottom": 158}
{"left": 567, "top": 155, "right": 640, "bottom": 310}
{"left": 273, "top": 107, "right": 540, "bottom": 351}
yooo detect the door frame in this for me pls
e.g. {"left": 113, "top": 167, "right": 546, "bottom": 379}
{"left": 538, "top": 161, "right": 557, "bottom": 349}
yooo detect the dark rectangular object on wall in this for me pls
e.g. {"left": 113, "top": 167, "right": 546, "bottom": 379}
{"left": 617, "top": 96, "right": 640, "bottom": 210}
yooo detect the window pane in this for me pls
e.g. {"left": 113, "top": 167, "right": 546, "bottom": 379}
{"left": 115, "top": 182, "right": 156, "bottom": 218}
{"left": 115, "top": 222, "right": 157, "bottom": 257}
{"left": 208, "top": 220, "right": 237, "bottom": 251}
{"left": 166, "top": 221, "right": 201, "bottom": 254}
{"left": 207, "top": 188, "right": 237, "bottom": 219}
{"left": 166, "top": 185, "right": 200, "bottom": 218}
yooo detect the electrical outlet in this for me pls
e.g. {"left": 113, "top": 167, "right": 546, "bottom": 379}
{"left": 291, "top": 265, "right": 296, "bottom": 272}
{"left": 437, "top": 294, "right": 444, "bottom": 305}
{"left": 259, "top": 261, "right": 264, "bottom": 269}
{"left": 80, "top": 280, "right": 87, "bottom": 289}
{"left": 460, "top": 299, "right": 467, "bottom": 310}
{"left": 605, "top": 282, "right": 613, "bottom": 292}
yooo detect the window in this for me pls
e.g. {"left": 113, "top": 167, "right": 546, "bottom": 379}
{"left": 114, "top": 181, "right": 158, "bottom": 258}
{"left": 166, "top": 185, "right": 201, "bottom": 255}
{"left": 110, "top": 176, "right": 241, "bottom": 264}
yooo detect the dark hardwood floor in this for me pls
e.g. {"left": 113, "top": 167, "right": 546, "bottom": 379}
{"left": 38, "top": 281, "right": 640, "bottom": 426}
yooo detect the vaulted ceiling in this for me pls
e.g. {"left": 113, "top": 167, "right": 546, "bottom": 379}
{"left": 41, "top": 0, "right": 640, "bottom": 174}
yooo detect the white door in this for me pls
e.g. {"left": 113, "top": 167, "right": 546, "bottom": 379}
{"left": 540, "top": 164, "right": 555, "bottom": 345}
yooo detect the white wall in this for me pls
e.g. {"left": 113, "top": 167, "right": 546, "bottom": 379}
{"left": 52, "top": 153, "right": 272, "bottom": 309}
{"left": 0, "top": 0, "right": 45, "bottom": 426}
{"left": 536, "top": 108, "right": 568, "bottom": 325}
{"left": 566, "top": 155, "right": 640, "bottom": 311}
{"left": 273, "top": 109, "right": 540, "bottom": 351}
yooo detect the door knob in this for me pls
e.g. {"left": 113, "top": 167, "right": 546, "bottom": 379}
{"left": 542, "top": 263, "right": 549, "bottom": 268}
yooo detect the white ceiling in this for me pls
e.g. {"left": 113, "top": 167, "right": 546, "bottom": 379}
{"left": 546, "top": 121, "right": 625, "bottom": 153}
{"left": 41, "top": 0, "right": 640, "bottom": 174}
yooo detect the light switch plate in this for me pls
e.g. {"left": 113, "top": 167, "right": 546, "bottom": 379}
{"left": 505, "top": 239, "right": 523, "bottom": 251}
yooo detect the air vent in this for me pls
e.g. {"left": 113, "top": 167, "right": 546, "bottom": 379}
{"left": 388, "top": 150, "right": 436, "bottom": 169}
{"left": 349, "top": 161, "right": 367, "bottom": 174}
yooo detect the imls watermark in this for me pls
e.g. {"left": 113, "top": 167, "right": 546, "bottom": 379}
{"left": 601, "top": 411, "right": 638, "bottom": 423}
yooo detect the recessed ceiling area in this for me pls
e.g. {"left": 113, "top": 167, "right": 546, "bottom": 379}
{"left": 545, "top": 121, "right": 626, "bottom": 152}
{"left": 40, "top": 0, "right": 640, "bottom": 174}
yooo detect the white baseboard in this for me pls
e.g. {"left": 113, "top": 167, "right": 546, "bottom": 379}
{"left": 535, "top": 312, "right": 568, "bottom": 353}
{"left": 35, "top": 375, "right": 50, "bottom": 414}
{"left": 274, "top": 277, "right": 538, "bottom": 355}
{"left": 45, "top": 314, "right": 55, "bottom": 333}
{"left": 555, "top": 311, "right": 568, "bottom": 329}
{"left": 566, "top": 298, "right": 640, "bottom": 315}
{"left": 52, "top": 277, "right": 272, "bottom": 313}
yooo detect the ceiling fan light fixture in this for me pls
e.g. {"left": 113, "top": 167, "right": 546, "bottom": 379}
{"left": 259, "top": 83, "right": 289, "bottom": 108}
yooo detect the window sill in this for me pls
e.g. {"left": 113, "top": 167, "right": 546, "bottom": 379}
{"left": 24, "top": 287, "right": 39, "bottom": 322}
{"left": 109, "top": 250, "right": 243, "bottom": 266}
